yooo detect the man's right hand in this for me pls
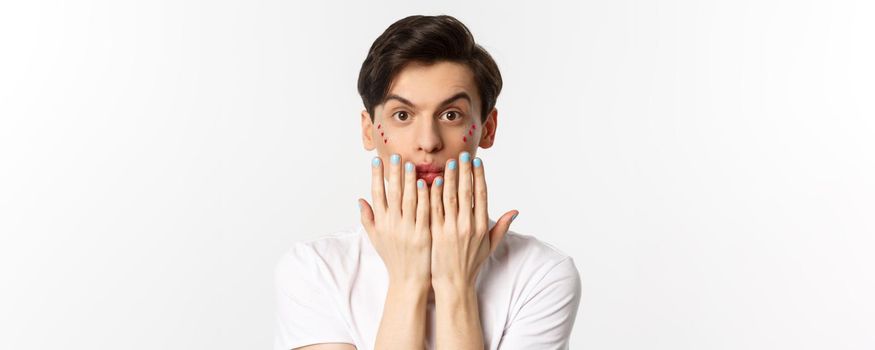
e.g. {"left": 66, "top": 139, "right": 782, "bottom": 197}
{"left": 358, "top": 154, "right": 432, "bottom": 288}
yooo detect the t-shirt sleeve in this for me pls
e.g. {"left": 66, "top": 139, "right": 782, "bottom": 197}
{"left": 498, "top": 257, "right": 582, "bottom": 350}
{"left": 273, "top": 243, "right": 354, "bottom": 350}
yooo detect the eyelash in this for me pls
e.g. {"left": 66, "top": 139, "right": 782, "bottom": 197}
{"left": 392, "top": 110, "right": 464, "bottom": 122}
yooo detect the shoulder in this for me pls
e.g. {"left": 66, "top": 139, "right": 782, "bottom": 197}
{"left": 274, "top": 224, "right": 365, "bottom": 284}
{"left": 500, "top": 230, "right": 574, "bottom": 261}
{"left": 273, "top": 228, "right": 359, "bottom": 349}
{"left": 494, "top": 229, "right": 579, "bottom": 275}
{"left": 488, "top": 230, "right": 583, "bottom": 347}
{"left": 488, "top": 228, "right": 581, "bottom": 299}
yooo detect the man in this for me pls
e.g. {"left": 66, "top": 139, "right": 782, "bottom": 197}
{"left": 275, "top": 15, "right": 581, "bottom": 350}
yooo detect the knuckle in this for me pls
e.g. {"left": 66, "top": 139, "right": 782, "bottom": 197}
{"left": 460, "top": 188, "right": 472, "bottom": 197}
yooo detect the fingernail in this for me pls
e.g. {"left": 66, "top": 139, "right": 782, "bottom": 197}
{"left": 448, "top": 160, "right": 457, "bottom": 170}
{"left": 390, "top": 154, "right": 400, "bottom": 165}
{"left": 357, "top": 201, "right": 362, "bottom": 210}
{"left": 417, "top": 179, "right": 424, "bottom": 188}
{"left": 473, "top": 158, "right": 482, "bottom": 167}
{"left": 405, "top": 162, "right": 414, "bottom": 172}
{"left": 460, "top": 152, "right": 470, "bottom": 163}
{"left": 435, "top": 177, "right": 443, "bottom": 186}
{"left": 511, "top": 213, "right": 518, "bottom": 222}
{"left": 372, "top": 157, "right": 381, "bottom": 167}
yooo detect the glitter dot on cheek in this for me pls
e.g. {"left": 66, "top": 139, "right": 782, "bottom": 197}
{"left": 463, "top": 123, "right": 477, "bottom": 143}
{"left": 377, "top": 122, "right": 386, "bottom": 143}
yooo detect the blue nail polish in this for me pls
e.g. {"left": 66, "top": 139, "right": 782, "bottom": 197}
{"left": 473, "top": 158, "right": 482, "bottom": 167}
{"left": 460, "top": 152, "right": 470, "bottom": 163}
{"left": 406, "top": 162, "right": 414, "bottom": 172}
{"left": 372, "top": 157, "right": 381, "bottom": 167}
{"left": 448, "top": 160, "right": 457, "bottom": 170}
{"left": 417, "top": 179, "right": 424, "bottom": 188}
{"left": 357, "top": 201, "right": 362, "bottom": 210}
{"left": 435, "top": 177, "right": 443, "bottom": 186}
{"left": 390, "top": 154, "right": 400, "bottom": 165}
{"left": 511, "top": 213, "right": 518, "bottom": 222}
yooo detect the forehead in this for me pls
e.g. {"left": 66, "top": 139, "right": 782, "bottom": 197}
{"left": 384, "top": 61, "right": 478, "bottom": 108}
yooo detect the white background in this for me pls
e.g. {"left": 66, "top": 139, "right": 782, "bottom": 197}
{"left": 1, "top": 1, "right": 873, "bottom": 349}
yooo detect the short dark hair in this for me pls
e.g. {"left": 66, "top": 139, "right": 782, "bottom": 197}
{"left": 357, "top": 15, "right": 503, "bottom": 124}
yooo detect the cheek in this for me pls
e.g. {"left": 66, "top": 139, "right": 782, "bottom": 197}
{"left": 377, "top": 122, "right": 387, "bottom": 144}
{"left": 462, "top": 122, "right": 477, "bottom": 143}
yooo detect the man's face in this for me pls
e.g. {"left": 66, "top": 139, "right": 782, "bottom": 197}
{"left": 361, "top": 60, "right": 498, "bottom": 185}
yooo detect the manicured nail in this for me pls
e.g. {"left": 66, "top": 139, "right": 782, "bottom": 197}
{"left": 448, "top": 160, "right": 457, "bottom": 170}
{"left": 435, "top": 177, "right": 443, "bottom": 186}
{"left": 460, "top": 152, "right": 471, "bottom": 163}
{"left": 390, "top": 154, "right": 400, "bottom": 165}
{"left": 473, "top": 158, "right": 482, "bottom": 167}
{"left": 511, "top": 213, "right": 518, "bottom": 222}
{"left": 372, "top": 157, "right": 381, "bottom": 167}
{"left": 417, "top": 179, "right": 424, "bottom": 188}
{"left": 405, "top": 162, "right": 414, "bottom": 172}
{"left": 357, "top": 201, "right": 362, "bottom": 210}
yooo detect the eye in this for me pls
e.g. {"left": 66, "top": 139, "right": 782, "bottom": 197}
{"left": 441, "top": 110, "right": 463, "bottom": 122}
{"left": 393, "top": 111, "right": 410, "bottom": 122}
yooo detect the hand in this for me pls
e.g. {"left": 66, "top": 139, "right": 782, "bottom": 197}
{"left": 429, "top": 151, "right": 517, "bottom": 288}
{"left": 358, "top": 154, "right": 432, "bottom": 287}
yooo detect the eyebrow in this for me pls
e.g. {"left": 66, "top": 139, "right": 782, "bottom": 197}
{"left": 384, "top": 92, "right": 472, "bottom": 110}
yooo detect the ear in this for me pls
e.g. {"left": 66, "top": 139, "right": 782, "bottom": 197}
{"left": 361, "top": 109, "right": 376, "bottom": 151}
{"left": 478, "top": 107, "right": 498, "bottom": 149}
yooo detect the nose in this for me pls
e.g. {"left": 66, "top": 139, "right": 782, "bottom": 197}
{"left": 416, "top": 117, "right": 443, "bottom": 153}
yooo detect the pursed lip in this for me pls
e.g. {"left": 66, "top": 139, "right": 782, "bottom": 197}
{"left": 415, "top": 163, "right": 444, "bottom": 174}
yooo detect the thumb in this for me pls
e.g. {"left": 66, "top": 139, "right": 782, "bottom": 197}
{"left": 358, "top": 198, "right": 377, "bottom": 238}
{"left": 488, "top": 210, "right": 518, "bottom": 254}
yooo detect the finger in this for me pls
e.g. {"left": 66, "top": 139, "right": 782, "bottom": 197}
{"left": 387, "top": 153, "right": 402, "bottom": 216}
{"left": 430, "top": 176, "right": 444, "bottom": 230}
{"left": 457, "top": 151, "right": 473, "bottom": 228}
{"left": 472, "top": 157, "right": 488, "bottom": 235}
{"left": 415, "top": 178, "right": 430, "bottom": 232}
{"left": 370, "top": 156, "right": 387, "bottom": 218}
{"left": 358, "top": 198, "right": 377, "bottom": 241}
{"left": 443, "top": 158, "right": 459, "bottom": 226}
{"left": 488, "top": 210, "right": 518, "bottom": 254}
{"left": 402, "top": 161, "right": 417, "bottom": 219}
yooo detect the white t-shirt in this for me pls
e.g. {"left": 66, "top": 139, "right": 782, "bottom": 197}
{"left": 274, "top": 219, "right": 582, "bottom": 350}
